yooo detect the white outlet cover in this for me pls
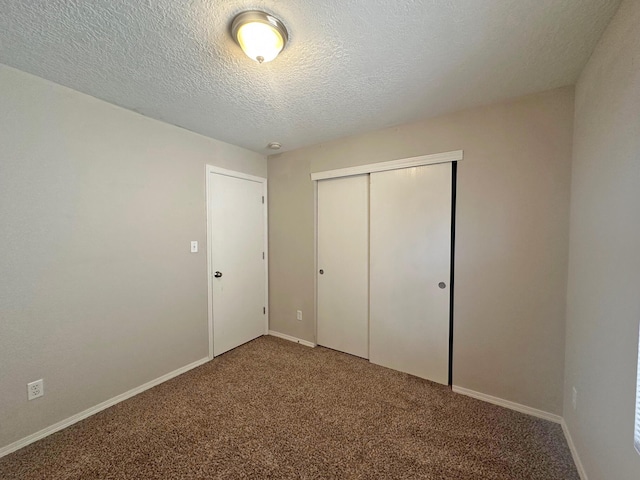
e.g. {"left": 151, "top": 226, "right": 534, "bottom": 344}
{"left": 190, "top": 241, "right": 198, "bottom": 253}
{"left": 27, "top": 379, "right": 44, "bottom": 400}
{"left": 296, "top": 310, "right": 302, "bottom": 321}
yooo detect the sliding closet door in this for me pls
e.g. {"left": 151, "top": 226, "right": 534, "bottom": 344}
{"left": 369, "top": 163, "right": 451, "bottom": 384}
{"left": 317, "top": 175, "right": 369, "bottom": 359}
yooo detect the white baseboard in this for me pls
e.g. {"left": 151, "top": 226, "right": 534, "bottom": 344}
{"left": 268, "top": 330, "right": 316, "bottom": 348}
{"left": 452, "top": 385, "right": 562, "bottom": 424}
{"left": 0, "top": 356, "right": 210, "bottom": 459}
{"left": 561, "top": 420, "right": 588, "bottom": 480}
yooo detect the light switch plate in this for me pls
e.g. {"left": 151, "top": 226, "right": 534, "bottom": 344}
{"left": 190, "top": 241, "right": 198, "bottom": 253}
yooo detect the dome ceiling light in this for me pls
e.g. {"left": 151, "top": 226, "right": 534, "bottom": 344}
{"left": 231, "top": 11, "right": 288, "bottom": 64}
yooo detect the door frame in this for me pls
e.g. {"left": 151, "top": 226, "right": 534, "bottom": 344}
{"left": 206, "top": 165, "right": 269, "bottom": 360}
{"left": 310, "top": 150, "right": 463, "bottom": 382}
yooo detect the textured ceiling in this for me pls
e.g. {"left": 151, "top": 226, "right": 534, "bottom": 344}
{"left": 0, "top": 0, "right": 621, "bottom": 153}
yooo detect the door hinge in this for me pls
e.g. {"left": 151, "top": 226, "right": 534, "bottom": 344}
{"left": 262, "top": 252, "right": 265, "bottom": 259}
{"left": 263, "top": 307, "right": 266, "bottom": 314}
{"left": 262, "top": 196, "right": 264, "bottom": 204}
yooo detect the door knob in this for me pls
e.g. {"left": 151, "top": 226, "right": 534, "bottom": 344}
{"left": 214, "top": 271, "right": 223, "bottom": 278}
{"left": 319, "top": 269, "right": 324, "bottom": 275}
{"left": 438, "top": 282, "right": 446, "bottom": 289}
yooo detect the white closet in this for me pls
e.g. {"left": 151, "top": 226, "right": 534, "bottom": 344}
{"left": 315, "top": 155, "right": 457, "bottom": 385}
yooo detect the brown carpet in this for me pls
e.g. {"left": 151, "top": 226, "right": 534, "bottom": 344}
{"left": 0, "top": 336, "right": 578, "bottom": 479}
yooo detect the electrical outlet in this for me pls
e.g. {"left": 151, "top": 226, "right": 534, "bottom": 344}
{"left": 27, "top": 379, "right": 44, "bottom": 400}
{"left": 572, "top": 387, "right": 577, "bottom": 410}
{"left": 190, "top": 241, "right": 198, "bottom": 253}
{"left": 296, "top": 310, "right": 302, "bottom": 321}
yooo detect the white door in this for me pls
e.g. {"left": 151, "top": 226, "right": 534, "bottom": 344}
{"left": 369, "top": 163, "right": 451, "bottom": 384}
{"left": 317, "top": 175, "right": 369, "bottom": 359}
{"left": 209, "top": 172, "right": 266, "bottom": 356}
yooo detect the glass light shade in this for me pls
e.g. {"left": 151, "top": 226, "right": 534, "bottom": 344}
{"left": 236, "top": 22, "right": 284, "bottom": 63}
{"left": 231, "top": 11, "right": 288, "bottom": 64}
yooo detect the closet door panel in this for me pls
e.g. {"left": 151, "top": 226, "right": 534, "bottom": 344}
{"left": 369, "top": 164, "right": 451, "bottom": 383}
{"left": 317, "top": 175, "right": 369, "bottom": 358}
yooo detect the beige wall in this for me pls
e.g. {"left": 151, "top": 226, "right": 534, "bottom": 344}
{"left": 268, "top": 86, "right": 574, "bottom": 415}
{"left": 0, "top": 64, "right": 266, "bottom": 449}
{"left": 563, "top": 0, "right": 640, "bottom": 477}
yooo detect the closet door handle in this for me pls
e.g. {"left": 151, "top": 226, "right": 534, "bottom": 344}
{"left": 319, "top": 269, "right": 324, "bottom": 275}
{"left": 214, "top": 271, "right": 223, "bottom": 278}
{"left": 438, "top": 282, "right": 446, "bottom": 289}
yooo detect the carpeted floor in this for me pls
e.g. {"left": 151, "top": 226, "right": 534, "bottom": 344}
{"left": 0, "top": 336, "right": 579, "bottom": 479}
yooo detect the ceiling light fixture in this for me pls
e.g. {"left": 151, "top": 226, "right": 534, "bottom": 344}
{"left": 231, "top": 11, "right": 288, "bottom": 63}
{"left": 267, "top": 142, "right": 282, "bottom": 150}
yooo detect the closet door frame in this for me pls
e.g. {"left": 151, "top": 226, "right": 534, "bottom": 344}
{"left": 311, "top": 150, "right": 463, "bottom": 385}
